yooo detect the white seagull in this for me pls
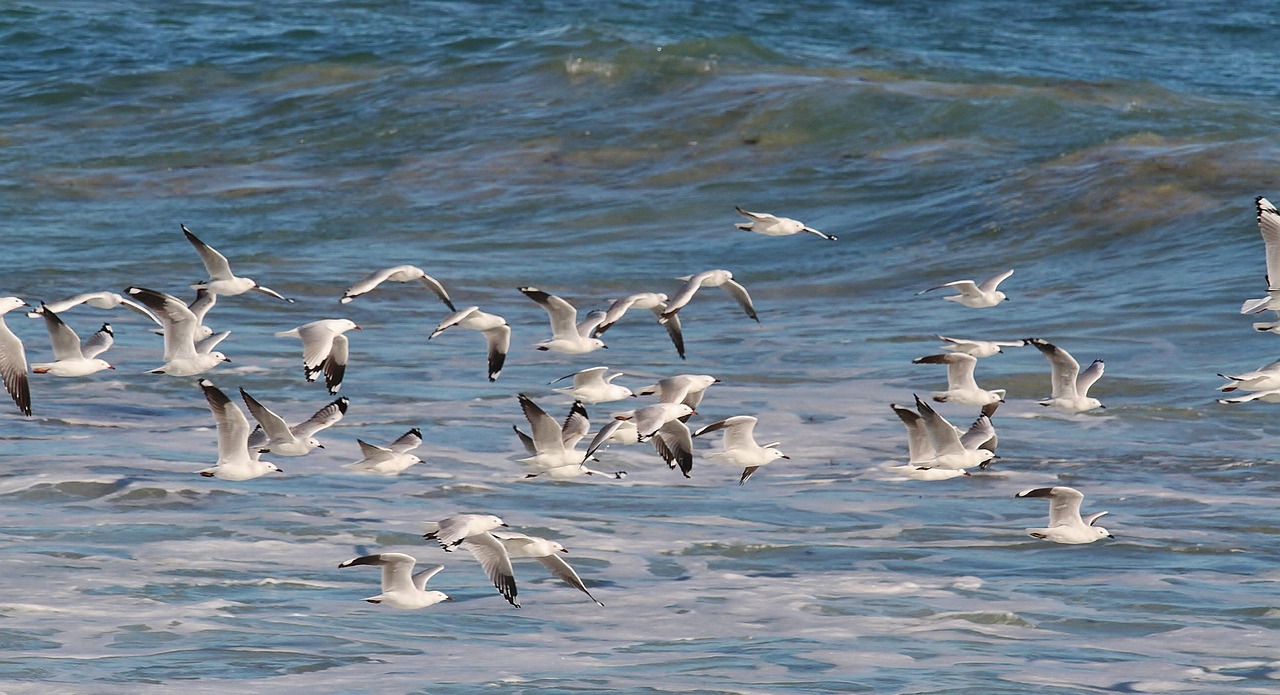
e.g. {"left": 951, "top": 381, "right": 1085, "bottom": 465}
{"left": 0, "top": 296, "right": 31, "bottom": 416}
{"left": 917, "top": 269, "right": 1013, "bottom": 308}
{"left": 491, "top": 531, "right": 604, "bottom": 607}
{"left": 936, "top": 335, "right": 1026, "bottom": 358}
{"left": 1027, "top": 337, "right": 1105, "bottom": 413}
{"left": 125, "top": 287, "right": 231, "bottom": 377}
{"left": 734, "top": 207, "right": 836, "bottom": 241}
{"left": 195, "top": 378, "right": 282, "bottom": 481}
{"left": 518, "top": 287, "right": 607, "bottom": 354}
{"left": 513, "top": 395, "right": 625, "bottom": 479}
{"left": 1217, "top": 357, "right": 1280, "bottom": 394}
{"left": 592, "top": 292, "right": 686, "bottom": 359}
{"left": 1016, "top": 486, "right": 1113, "bottom": 544}
{"left": 345, "top": 428, "right": 425, "bottom": 475}
{"left": 242, "top": 390, "right": 348, "bottom": 456}
{"left": 338, "top": 553, "right": 451, "bottom": 609}
{"left": 424, "top": 513, "right": 509, "bottom": 552}
{"left": 30, "top": 308, "right": 114, "bottom": 377}
{"left": 910, "top": 395, "right": 996, "bottom": 470}
{"left": 911, "top": 352, "right": 1005, "bottom": 406}
{"left": 634, "top": 374, "right": 719, "bottom": 412}
{"left": 550, "top": 366, "right": 633, "bottom": 404}
{"left": 1240, "top": 197, "right": 1280, "bottom": 314}
{"left": 886, "top": 401, "right": 996, "bottom": 479}
{"left": 659, "top": 269, "right": 758, "bottom": 323}
{"left": 182, "top": 224, "right": 292, "bottom": 301}
{"left": 27, "top": 291, "right": 162, "bottom": 328}
{"left": 275, "top": 319, "right": 361, "bottom": 394}
{"left": 428, "top": 306, "right": 510, "bottom": 382}
{"left": 693, "top": 415, "right": 788, "bottom": 485}
{"left": 339, "top": 264, "right": 456, "bottom": 310}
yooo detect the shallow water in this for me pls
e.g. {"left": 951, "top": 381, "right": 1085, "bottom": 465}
{"left": 4, "top": 2, "right": 1280, "bottom": 693}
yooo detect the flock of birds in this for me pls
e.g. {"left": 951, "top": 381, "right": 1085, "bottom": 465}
{"left": 4, "top": 200, "right": 1273, "bottom": 609}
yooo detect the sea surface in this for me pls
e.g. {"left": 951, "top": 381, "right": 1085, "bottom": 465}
{"left": 4, "top": 2, "right": 1280, "bottom": 693}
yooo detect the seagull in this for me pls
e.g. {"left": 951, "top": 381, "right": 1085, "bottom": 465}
{"left": 549, "top": 366, "right": 633, "bottom": 404}
{"left": 517, "top": 287, "right": 607, "bottom": 354}
{"left": 124, "top": 287, "right": 231, "bottom": 377}
{"left": 734, "top": 207, "right": 836, "bottom": 241}
{"left": 424, "top": 513, "right": 509, "bottom": 551}
{"left": 339, "top": 264, "right": 456, "bottom": 310}
{"left": 27, "top": 291, "right": 162, "bottom": 328}
{"left": 634, "top": 374, "right": 719, "bottom": 412}
{"left": 345, "top": 428, "right": 425, "bottom": 475}
{"left": 1240, "top": 197, "right": 1280, "bottom": 314}
{"left": 693, "top": 415, "right": 788, "bottom": 485}
{"left": 275, "top": 319, "right": 361, "bottom": 394}
{"left": 1217, "top": 357, "right": 1280, "bottom": 394}
{"left": 1016, "top": 486, "right": 1113, "bottom": 544}
{"left": 241, "top": 390, "right": 348, "bottom": 456}
{"left": 592, "top": 292, "right": 686, "bottom": 359}
{"left": 512, "top": 395, "right": 624, "bottom": 479}
{"left": 491, "top": 531, "right": 604, "bottom": 606}
{"left": 936, "top": 335, "right": 1026, "bottom": 358}
{"left": 0, "top": 296, "right": 31, "bottom": 416}
{"left": 911, "top": 352, "right": 1006, "bottom": 406}
{"left": 598, "top": 402, "right": 696, "bottom": 476}
{"left": 909, "top": 395, "right": 996, "bottom": 470}
{"left": 610, "top": 402, "right": 694, "bottom": 440}
{"left": 887, "top": 401, "right": 995, "bottom": 478}
{"left": 917, "top": 269, "right": 1013, "bottom": 308}
{"left": 659, "top": 269, "right": 758, "bottom": 323}
{"left": 182, "top": 224, "right": 292, "bottom": 301}
{"left": 30, "top": 308, "right": 114, "bottom": 377}
{"left": 337, "top": 553, "right": 451, "bottom": 609}
{"left": 428, "top": 306, "right": 510, "bottom": 382}
{"left": 195, "top": 378, "right": 282, "bottom": 481}
{"left": 1026, "top": 337, "right": 1105, "bottom": 413}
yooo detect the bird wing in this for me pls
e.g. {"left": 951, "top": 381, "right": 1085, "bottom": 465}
{"left": 40, "top": 308, "right": 85, "bottom": 360}
{"left": 652, "top": 419, "right": 693, "bottom": 477}
{"left": 200, "top": 379, "right": 251, "bottom": 462}
{"left": 126, "top": 287, "right": 199, "bottom": 360}
{"left": 891, "top": 403, "right": 935, "bottom": 463}
{"left": 239, "top": 389, "right": 294, "bottom": 443}
{"left": 1020, "top": 486, "right": 1086, "bottom": 526}
{"left": 429, "top": 306, "right": 478, "bottom": 339}
{"left": 323, "top": 334, "right": 348, "bottom": 394}
{"left": 461, "top": 532, "right": 519, "bottom": 608}
{"left": 356, "top": 439, "right": 394, "bottom": 462}
{"left": 1258, "top": 197, "right": 1280, "bottom": 288}
{"left": 340, "top": 266, "right": 400, "bottom": 302}
{"left": 182, "top": 225, "right": 235, "bottom": 281}
{"left": 518, "top": 394, "right": 566, "bottom": 455}
{"left": 657, "top": 307, "right": 685, "bottom": 359}
{"left": 660, "top": 271, "right": 713, "bottom": 316}
{"left": 81, "top": 324, "right": 114, "bottom": 359}
{"left": 482, "top": 324, "right": 510, "bottom": 382}
{"left": 958, "top": 414, "right": 996, "bottom": 452}
{"left": 387, "top": 427, "right": 423, "bottom": 454}
{"left": 1029, "top": 338, "right": 1081, "bottom": 399}
{"left": 535, "top": 553, "right": 603, "bottom": 606}
{"left": 0, "top": 316, "right": 31, "bottom": 416}
{"left": 293, "top": 396, "right": 349, "bottom": 439}
{"left": 913, "top": 395, "right": 965, "bottom": 456}
{"left": 913, "top": 353, "right": 980, "bottom": 390}
{"left": 416, "top": 274, "right": 456, "bottom": 311}
{"left": 561, "top": 400, "right": 591, "bottom": 450}
{"left": 721, "top": 279, "right": 759, "bottom": 322}
{"left": 411, "top": 563, "right": 445, "bottom": 592}
{"left": 977, "top": 269, "right": 1014, "bottom": 293}
{"left": 1076, "top": 359, "right": 1105, "bottom": 397}
{"left": 519, "top": 287, "right": 579, "bottom": 339}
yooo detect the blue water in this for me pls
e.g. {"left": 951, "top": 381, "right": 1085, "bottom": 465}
{"left": 4, "top": 2, "right": 1280, "bottom": 692}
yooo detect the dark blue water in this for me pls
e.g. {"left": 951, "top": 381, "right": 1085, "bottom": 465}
{"left": 4, "top": 2, "right": 1280, "bottom": 692}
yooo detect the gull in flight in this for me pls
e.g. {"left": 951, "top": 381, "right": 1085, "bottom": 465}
{"left": 634, "top": 374, "right": 718, "bottom": 412}
{"left": 911, "top": 352, "right": 1006, "bottom": 406}
{"left": 886, "top": 401, "right": 997, "bottom": 479}
{"left": 693, "top": 415, "right": 788, "bottom": 485}
{"left": 597, "top": 401, "right": 695, "bottom": 477}
{"left": 125, "top": 287, "right": 231, "bottom": 377}
{"left": 917, "top": 269, "right": 1013, "bottom": 308}
{"left": 424, "top": 513, "right": 508, "bottom": 551}
{"left": 182, "top": 224, "right": 292, "bottom": 301}
{"left": 276, "top": 319, "right": 360, "bottom": 394}
{"left": 429, "top": 306, "right": 510, "bottom": 382}
{"left": 734, "top": 207, "right": 836, "bottom": 241}
{"left": 909, "top": 395, "right": 996, "bottom": 470}
{"left": 518, "top": 287, "right": 606, "bottom": 354}
{"left": 0, "top": 296, "right": 31, "bottom": 416}
{"left": 195, "top": 378, "right": 282, "bottom": 481}
{"left": 592, "top": 292, "right": 685, "bottom": 359}
{"left": 242, "top": 390, "right": 348, "bottom": 456}
{"left": 659, "top": 269, "right": 758, "bottom": 323}
{"left": 345, "top": 428, "right": 424, "bottom": 475}
{"left": 513, "top": 394, "right": 625, "bottom": 479}
{"left": 339, "top": 264, "right": 456, "bottom": 310}
{"left": 338, "top": 553, "right": 451, "bottom": 609}
{"left": 936, "top": 335, "right": 1026, "bottom": 358}
{"left": 1026, "top": 337, "right": 1105, "bottom": 413}
{"left": 1240, "top": 197, "right": 1280, "bottom": 314}
{"left": 549, "top": 366, "right": 633, "bottom": 404}
{"left": 1016, "top": 486, "right": 1113, "bottom": 544}
{"left": 27, "top": 291, "right": 162, "bottom": 329}
{"left": 1217, "top": 357, "right": 1280, "bottom": 394}
{"left": 30, "top": 308, "right": 114, "bottom": 377}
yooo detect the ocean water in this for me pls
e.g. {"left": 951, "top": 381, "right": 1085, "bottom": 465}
{"left": 4, "top": 1, "right": 1280, "bottom": 692}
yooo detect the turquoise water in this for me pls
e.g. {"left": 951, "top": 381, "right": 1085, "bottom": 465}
{"left": 4, "top": 2, "right": 1280, "bottom": 693}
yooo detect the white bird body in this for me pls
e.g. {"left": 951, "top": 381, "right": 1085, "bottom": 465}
{"left": 550, "top": 366, "right": 633, "bottom": 403}
{"left": 692, "top": 415, "right": 788, "bottom": 485}
{"left": 195, "top": 378, "right": 281, "bottom": 481}
{"left": 346, "top": 428, "right": 424, "bottom": 475}
{"left": 0, "top": 297, "right": 31, "bottom": 416}
{"left": 1027, "top": 338, "right": 1105, "bottom": 413}
{"left": 734, "top": 207, "right": 836, "bottom": 240}
{"left": 917, "top": 269, "right": 1013, "bottom": 308}
{"left": 340, "top": 264, "right": 455, "bottom": 310}
{"left": 125, "top": 287, "right": 230, "bottom": 377}
{"left": 338, "top": 553, "right": 450, "bottom": 609}
{"left": 518, "top": 287, "right": 606, "bottom": 354}
{"left": 182, "top": 225, "right": 291, "bottom": 301}
{"left": 912, "top": 352, "right": 1005, "bottom": 406}
{"left": 242, "top": 391, "right": 347, "bottom": 456}
{"left": 936, "top": 335, "right": 1025, "bottom": 358}
{"left": 1016, "top": 486, "right": 1112, "bottom": 544}
{"left": 429, "top": 306, "right": 510, "bottom": 382}
{"left": 276, "top": 319, "right": 360, "bottom": 394}
{"left": 30, "top": 308, "right": 114, "bottom": 377}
